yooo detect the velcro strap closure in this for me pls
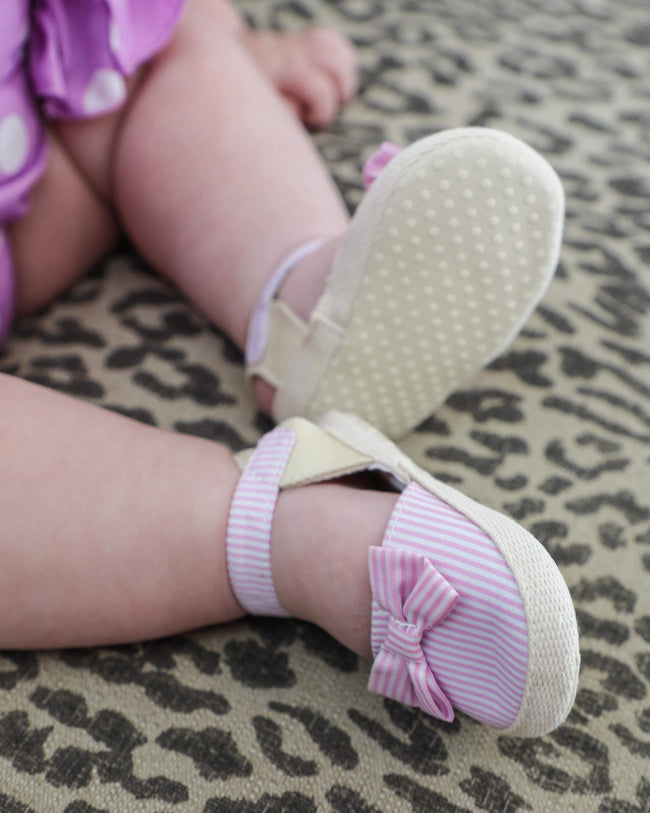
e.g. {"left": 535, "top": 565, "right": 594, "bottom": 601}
{"left": 226, "top": 426, "right": 296, "bottom": 617}
{"left": 246, "top": 300, "right": 308, "bottom": 387}
{"left": 272, "top": 310, "right": 345, "bottom": 422}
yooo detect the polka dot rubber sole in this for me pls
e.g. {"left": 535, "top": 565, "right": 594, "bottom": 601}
{"left": 277, "top": 128, "right": 565, "bottom": 439}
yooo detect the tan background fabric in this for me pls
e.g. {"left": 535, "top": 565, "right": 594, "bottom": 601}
{"left": 1, "top": 0, "right": 649, "bottom": 810}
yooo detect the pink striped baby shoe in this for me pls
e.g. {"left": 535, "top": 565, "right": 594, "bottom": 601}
{"left": 226, "top": 412, "right": 580, "bottom": 737}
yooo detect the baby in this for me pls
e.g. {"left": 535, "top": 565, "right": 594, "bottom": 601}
{"left": 0, "top": 0, "right": 579, "bottom": 736}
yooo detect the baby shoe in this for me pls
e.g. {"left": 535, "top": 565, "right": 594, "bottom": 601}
{"left": 226, "top": 411, "right": 580, "bottom": 736}
{"left": 246, "top": 127, "right": 564, "bottom": 440}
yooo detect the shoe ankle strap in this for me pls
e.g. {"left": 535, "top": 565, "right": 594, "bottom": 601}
{"left": 245, "top": 239, "right": 325, "bottom": 369}
{"left": 226, "top": 426, "right": 296, "bottom": 616}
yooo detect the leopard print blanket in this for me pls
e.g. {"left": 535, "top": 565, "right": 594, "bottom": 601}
{"left": 1, "top": 1, "right": 649, "bottom": 810}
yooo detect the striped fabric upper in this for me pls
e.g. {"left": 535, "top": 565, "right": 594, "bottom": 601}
{"left": 370, "top": 482, "right": 529, "bottom": 729}
{"left": 227, "top": 427, "right": 530, "bottom": 728}
{"left": 226, "top": 427, "right": 295, "bottom": 617}
{"left": 368, "top": 547, "right": 459, "bottom": 721}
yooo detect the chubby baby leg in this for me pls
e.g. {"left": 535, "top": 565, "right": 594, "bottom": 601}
{"left": 0, "top": 370, "right": 394, "bottom": 654}
{"left": 0, "top": 369, "right": 241, "bottom": 649}
{"left": 0, "top": 368, "right": 580, "bottom": 736}
{"left": 54, "top": 0, "right": 352, "bottom": 348}
{"left": 9, "top": 133, "right": 119, "bottom": 315}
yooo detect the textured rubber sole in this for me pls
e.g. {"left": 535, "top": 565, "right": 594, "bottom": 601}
{"left": 277, "top": 128, "right": 565, "bottom": 439}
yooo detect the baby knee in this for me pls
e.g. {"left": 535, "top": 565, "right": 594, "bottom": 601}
{"left": 162, "top": 0, "right": 243, "bottom": 62}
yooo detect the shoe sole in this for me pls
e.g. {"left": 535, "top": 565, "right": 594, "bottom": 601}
{"left": 274, "top": 128, "right": 565, "bottom": 439}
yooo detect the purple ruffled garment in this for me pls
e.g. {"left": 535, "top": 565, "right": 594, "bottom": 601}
{"left": 0, "top": 0, "right": 185, "bottom": 342}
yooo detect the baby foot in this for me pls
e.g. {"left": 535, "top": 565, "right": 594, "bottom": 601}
{"left": 226, "top": 415, "right": 580, "bottom": 735}
{"left": 242, "top": 27, "right": 358, "bottom": 129}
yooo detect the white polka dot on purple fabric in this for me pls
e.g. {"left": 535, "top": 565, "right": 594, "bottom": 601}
{"left": 0, "top": 113, "right": 29, "bottom": 175}
{"left": 82, "top": 69, "right": 127, "bottom": 115}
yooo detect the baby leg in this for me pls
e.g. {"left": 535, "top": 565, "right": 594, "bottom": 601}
{"left": 0, "top": 370, "right": 231, "bottom": 648}
{"left": 0, "top": 368, "right": 579, "bottom": 735}
{"left": 8, "top": 133, "right": 119, "bottom": 315}
{"left": 0, "top": 371, "right": 393, "bottom": 652}
{"left": 55, "top": 0, "right": 350, "bottom": 351}
{"left": 0, "top": 367, "right": 577, "bottom": 735}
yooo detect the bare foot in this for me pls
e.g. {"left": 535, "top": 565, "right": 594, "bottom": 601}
{"left": 242, "top": 27, "right": 358, "bottom": 129}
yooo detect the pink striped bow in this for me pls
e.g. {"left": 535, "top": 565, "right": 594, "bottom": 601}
{"left": 368, "top": 547, "right": 459, "bottom": 721}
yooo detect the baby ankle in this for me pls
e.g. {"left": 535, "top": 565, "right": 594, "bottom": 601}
{"left": 270, "top": 482, "right": 398, "bottom": 657}
{"left": 277, "top": 233, "right": 344, "bottom": 322}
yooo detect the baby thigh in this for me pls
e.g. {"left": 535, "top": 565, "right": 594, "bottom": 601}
{"left": 52, "top": 0, "right": 231, "bottom": 205}
{"left": 9, "top": 131, "right": 119, "bottom": 315}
